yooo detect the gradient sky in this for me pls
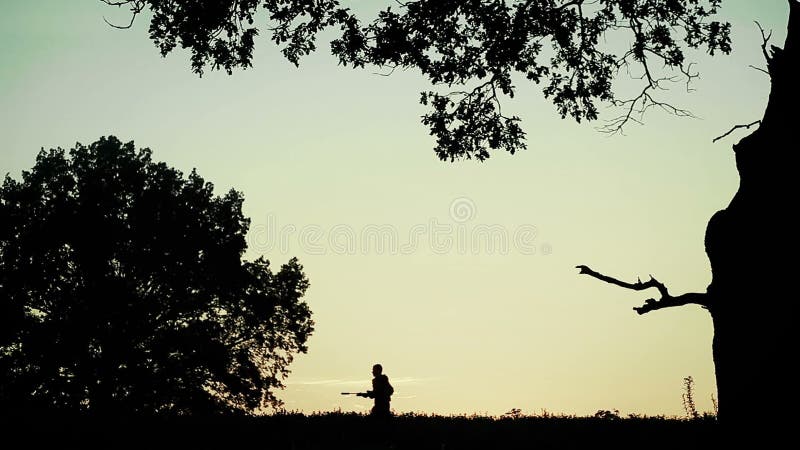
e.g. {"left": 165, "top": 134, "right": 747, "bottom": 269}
{"left": 0, "top": 1, "right": 790, "bottom": 417}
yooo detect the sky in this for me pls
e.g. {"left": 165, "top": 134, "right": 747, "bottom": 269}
{"left": 0, "top": 0, "right": 790, "bottom": 417}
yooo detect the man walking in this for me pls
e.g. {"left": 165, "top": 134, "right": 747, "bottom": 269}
{"left": 358, "top": 363, "right": 393, "bottom": 417}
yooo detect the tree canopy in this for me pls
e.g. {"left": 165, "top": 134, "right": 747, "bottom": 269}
{"left": 102, "top": 0, "right": 730, "bottom": 160}
{"left": 0, "top": 136, "right": 313, "bottom": 415}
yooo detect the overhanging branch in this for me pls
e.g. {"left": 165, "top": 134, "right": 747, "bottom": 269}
{"left": 576, "top": 265, "right": 709, "bottom": 314}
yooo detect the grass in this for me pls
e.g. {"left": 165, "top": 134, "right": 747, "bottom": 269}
{"left": 6, "top": 409, "right": 718, "bottom": 449}
{"left": 4, "top": 378, "right": 719, "bottom": 448}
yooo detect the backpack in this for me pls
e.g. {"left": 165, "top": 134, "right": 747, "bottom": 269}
{"left": 383, "top": 375, "right": 394, "bottom": 396}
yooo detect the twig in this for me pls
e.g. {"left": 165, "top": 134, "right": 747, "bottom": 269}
{"left": 372, "top": 64, "right": 399, "bottom": 77}
{"left": 712, "top": 120, "right": 761, "bottom": 143}
{"left": 748, "top": 64, "right": 770, "bottom": 76}
{"left": 754, "top": 21, "right": 773, "bottom": 63}
{"left": 100, "top": 0, "right": 143, "bottom": 30}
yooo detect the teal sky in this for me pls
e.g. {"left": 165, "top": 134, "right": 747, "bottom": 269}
{"left": 0, "top": 1, "right": 790, "bottom": 417}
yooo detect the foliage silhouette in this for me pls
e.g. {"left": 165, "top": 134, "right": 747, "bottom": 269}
{"left": 0, "top": 136, "right": 313, "bottom": 415}
{"left": 100, "top": 0, "right": 729, "bottom": 160}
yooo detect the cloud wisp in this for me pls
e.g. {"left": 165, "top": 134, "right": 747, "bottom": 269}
{"left": 289, "top": 376, "right": 432, "bottom": 387}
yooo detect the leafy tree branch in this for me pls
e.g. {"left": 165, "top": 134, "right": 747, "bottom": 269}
{"left": 99, "top": 0, "right": 731, "bottom": 161}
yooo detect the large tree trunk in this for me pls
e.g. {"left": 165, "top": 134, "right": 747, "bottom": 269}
{"left": 705, "top": 0, "right": 799, "bottom": 428}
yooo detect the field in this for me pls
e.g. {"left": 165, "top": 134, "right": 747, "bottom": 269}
{"left": 6, "top": 411, "right": 719, "bottom": 449}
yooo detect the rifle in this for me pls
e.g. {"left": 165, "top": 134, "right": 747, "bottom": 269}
{"left": 341, "top": 392, "right": 369, "bottom": 397}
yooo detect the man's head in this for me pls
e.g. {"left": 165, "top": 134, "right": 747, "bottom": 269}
{"left": 372, "top": 364, "right": 383, "bottom": 376}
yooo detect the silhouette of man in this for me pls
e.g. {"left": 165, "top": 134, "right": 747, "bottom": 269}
{"left": 358, "top": 363, "right": 393, "bottom": 417}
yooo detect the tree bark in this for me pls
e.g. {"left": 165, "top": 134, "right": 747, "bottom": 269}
{"left": 705, "top": 0, "right": 799, "bottom": 430}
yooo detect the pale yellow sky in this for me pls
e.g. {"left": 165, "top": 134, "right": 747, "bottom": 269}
{"left": 0, "top": 0, "right": 790, "bottom": 417}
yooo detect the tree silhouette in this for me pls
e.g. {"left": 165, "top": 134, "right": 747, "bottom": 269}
{"left": 0, "top": 136, "right": 313, "bottom": 415}
{"left": 577, "top": 3, "right": 798, "bottom": 430}
{"left": 99, "top": 0, "right": 799, "bottom": 428}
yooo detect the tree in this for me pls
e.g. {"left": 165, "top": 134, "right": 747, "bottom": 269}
{"left": 100, "top": 0, "right": 798, "bottom": 427}
{"left": 581, "top": 4, "right": 798, "bottom": 430}
{"left": 0, "top": 136, "right": 313, "bottom": 415}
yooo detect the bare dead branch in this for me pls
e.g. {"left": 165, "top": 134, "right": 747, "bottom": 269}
{"left": 576, "top": 265, "right": 670, "bottom": 296}
{"left": 755, "top": 21, "right": 773, "bottom": 63}
{"left": 576, "top": 265, "right": 709, "bottom": 315}
{"left": 632, "top": 292, "right": 708, "bottom": 314}
{"left": 748, "top": 64, "right": 770, "bottom": 76}
{"left": 713, "top": 120, "right": 761, "bottom": 143}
